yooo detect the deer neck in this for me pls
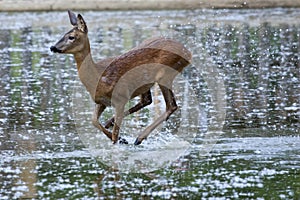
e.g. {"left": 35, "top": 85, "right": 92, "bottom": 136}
{"left": 74, "top": 40, "right": 100, "bottom": 101}
{"left": 74, "top": 40, "right": 94, "bottom": 70}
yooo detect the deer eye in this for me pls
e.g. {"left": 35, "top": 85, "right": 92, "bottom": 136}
{"left": 68, "top": 36, "right": 75, "bottom": 40}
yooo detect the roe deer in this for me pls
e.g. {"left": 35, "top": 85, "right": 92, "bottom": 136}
{"left": 50, "top": 11, "right": 192, "bottom": 145}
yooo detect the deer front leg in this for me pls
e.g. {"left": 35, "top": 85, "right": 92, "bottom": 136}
{"left": 104, "top": 90, "right": 152, "bottom": 128}
{"left": 92, "top": 103, "right": 128, "bottom": 144}
{"left": 111, "top": 104, "right": 125, "bottom": 144}
{"left": 92, "top": 104, "right": 113, "bottom": 140}
{"left": 134, "top": 85, "right": 178, "bottom": 145}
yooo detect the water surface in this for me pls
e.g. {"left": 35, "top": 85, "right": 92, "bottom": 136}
{"left": 0, "top": 9, "right": 299, "bottom": 199}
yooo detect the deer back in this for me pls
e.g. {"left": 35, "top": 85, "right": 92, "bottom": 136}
{"left": 94, "top": 37, "right": 192, "bottom": 105}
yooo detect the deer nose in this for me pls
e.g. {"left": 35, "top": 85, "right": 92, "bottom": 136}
{"left": 50, "top": 46, "right": 61, "bottom": 53}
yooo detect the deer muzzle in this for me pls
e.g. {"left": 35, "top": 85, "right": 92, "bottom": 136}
{"left": 50, "top": 46, "right": 62, "bottom": 53}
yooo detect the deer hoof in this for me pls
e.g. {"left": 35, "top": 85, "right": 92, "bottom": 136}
{"left": 118, "top": 137, "right": 128, "bottom": 145}
{"left": 134, "top": 138, "right": 143, "bottom": 145}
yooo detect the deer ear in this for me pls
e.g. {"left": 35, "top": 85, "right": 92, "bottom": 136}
{"left": 68, "top": 10, "right": 77, "bottom": 26}
{"left": 77, "top": 14, "right": 88, "bottom": 33}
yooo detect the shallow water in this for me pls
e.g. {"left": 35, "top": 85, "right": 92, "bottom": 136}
{"left": 0, "top": 9, "right": 299, "bottom": 199}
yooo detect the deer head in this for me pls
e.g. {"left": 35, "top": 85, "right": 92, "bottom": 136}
{"left": 50, "top": 10, "right": 89, "bottom": 54}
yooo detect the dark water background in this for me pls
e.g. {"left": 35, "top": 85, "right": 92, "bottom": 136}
{"left": 0, "top": 9, "right": 299, "bottom": 199}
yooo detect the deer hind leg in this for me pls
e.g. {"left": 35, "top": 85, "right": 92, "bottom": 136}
{"left": 134, "top": 85, "right": 178, "bottom": 145}
{"left": 104, "top": 90, "right": 152, "bottom": 129}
